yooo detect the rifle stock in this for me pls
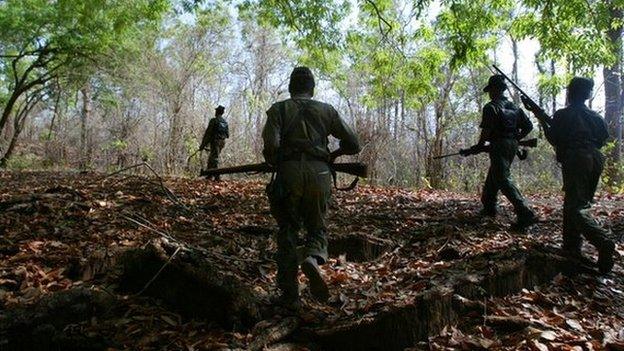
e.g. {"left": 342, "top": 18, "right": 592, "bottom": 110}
{"left": 200, "top": 162, "right": 368, "bottom": 178}
{"left": 519, "top": 138, "right": 537, "bottom": 148}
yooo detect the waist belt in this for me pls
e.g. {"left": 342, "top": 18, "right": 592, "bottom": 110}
{"left": 491, "top": 136, "right": 517, "bottom": 141}
{"left": 282, "top": 152, "right": 328, "bottom": 162}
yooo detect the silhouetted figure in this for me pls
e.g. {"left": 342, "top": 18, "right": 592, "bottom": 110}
{"left": 262, "top": 67, "right": 360, "bottom": 310}
{"left": 522, "top": 77, "right": 615, "bottom": 274}
{"left": 200, "top": 105, "right": 229, "bottom": 181}
{"left": 462, "top": 75, "right": 537, "bottom": 229}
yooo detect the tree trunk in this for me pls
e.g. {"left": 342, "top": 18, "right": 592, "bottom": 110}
{"left": 0, "top": 115, "right": 25, "bottom": 168}
{"left": 510, "top": 36, "right": 520, "bottom": 104}
{"left": 167, "top": 100, "right": 183, "bottom": 174}
{"left": 550, "top": 60, "right": 557, "bottom": 115}
{"left": 79, "top": 83, "right": 92, "bottom": 170}
{"left": 0, "top": 90, "right": 22, "bottom": 140}
{"left": 604, "top": 5, "right": 623, "bottom": 161}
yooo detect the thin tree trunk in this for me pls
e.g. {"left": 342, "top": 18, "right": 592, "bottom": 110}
{"left": 550, "top": 60, "right": 557, "bottom": 115}
{"left": 0, "top": 117, "right": 26, "bottom": 168}
{"left": 604, "top": 5, "right": 623, "bottom": 161}
{"left": 80, "top": 83, "right": 92, "bottom": 170}
{"left": 511, "top": 36, "right": 520, "bottom": 104}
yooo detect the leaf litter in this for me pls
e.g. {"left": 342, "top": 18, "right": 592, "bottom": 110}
{"left": 1, "top": 171, "right": 623, "bottom": 350}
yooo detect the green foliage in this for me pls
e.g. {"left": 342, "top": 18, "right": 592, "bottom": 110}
{"left": 602, "top": 141, "right": 624, "bottom": 193}
{"left": 0, "top": 0, "right": 170, "bottom": 76}
{"left": 238, "top": 0, "right": 350, "bottom": 51}
{"left": 514, "top": 0, "right": 621, "bottom": 73}
{"left": 110, "top": 139, "right": 129, "bottom": 151}
{"left": 436, "top": 0, "right": 511, "bottom": 68}
{"left": 4, "top": 153, "right": 42, "bottom": 170}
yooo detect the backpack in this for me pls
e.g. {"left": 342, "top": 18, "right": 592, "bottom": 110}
{"left": 493, "top": 101, "right": 520, "bottom": 139}
{"left": 214, "top": 117, "right": 228, "bottom": 138}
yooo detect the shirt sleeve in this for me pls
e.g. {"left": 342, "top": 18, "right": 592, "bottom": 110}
{"left": 545, "top": 111, "right": 563, "bottom": 146}
{"left": 200, "top": 119, "right": 215, "bottom": 149}
{"left": 516, "top": 108, "right": 533, "bottom": 140}
{"left": 480, "top": 104, "right": 496, "bottom": 130}
{"left": 328, "top": 105, "right": 361, "bottom": 155}
{"left": 262, "top": 104, "right": 282, "bottom": 165}
{"left": 592, "top": 112, "right": 610, "bottom": 148}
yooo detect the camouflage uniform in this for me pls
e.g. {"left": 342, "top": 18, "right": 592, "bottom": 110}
{"left": 479, "top": 96, "right": 535, "bottom": 221}
{"left": 545, "top": 103, "right": 611, "bottom": 254}
{"left": 201, "top": 108, "right": 229, "bottom": 178}
{"left": 262, "top": 94, "right": 360, "bottom": 301}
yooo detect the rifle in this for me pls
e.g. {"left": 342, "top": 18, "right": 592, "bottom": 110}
{"left": 200, "top": 162, "right": 368, "bottom": 179}
{"left": 492, "top": 64, "right": 551, "bottom": 125}
{"left": 434, "top": 138, "right": 538, "bottom": 160}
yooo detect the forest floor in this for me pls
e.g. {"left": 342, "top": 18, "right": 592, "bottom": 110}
{"left": 1, "top": 170, "right": 624, "bottom": 351}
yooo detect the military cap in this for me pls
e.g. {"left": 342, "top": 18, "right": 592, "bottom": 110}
{"left": 288, "top": 66, "right": 315, "bottom": 94}
{"left": 568, "top": 77, "right": 594, "bottom": 100}
{"left": 483, "top": 74, "right": 508, "bottom": 92}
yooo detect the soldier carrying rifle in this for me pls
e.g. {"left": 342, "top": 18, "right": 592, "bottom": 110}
{"left": 262, "top": 67, "right": 361, "bottom": 309}
{"left": 200, "top": 105, "right": 229, "bottom": 181}
{"left": 521, "top": 77, "right": 616, "bottom": 274}
{"left": 462, "top": 74, "right": 538, "bottom": 230}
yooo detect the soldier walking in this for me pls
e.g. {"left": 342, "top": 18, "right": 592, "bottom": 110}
{"left": 522, "top": 77, "right": 615, "bottom": 274}
{"left": 200, "top": 105, "right": 229, "bottom": 181}
{"left": 262, "top": 67, "right": 360, "bottom": 309}
{"left": 462, "top": 74, "right": 538, "bottom": 229}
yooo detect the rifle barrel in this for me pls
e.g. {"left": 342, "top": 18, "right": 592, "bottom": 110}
{"left": 492, "top": 64, "right": 530, "bottom": 98}
{"left": 200, "top": 162, "right": 369, "bottom": 178}
{"left": 434, "top": 152, "right": 461, "bottom": 160}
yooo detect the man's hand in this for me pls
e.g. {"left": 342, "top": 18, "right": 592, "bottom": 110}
{"left": 329, "top": 150, "right": 343, "bottom": 164}
{"left": 521, "top": 95, "right": 550, "bottom": 122}
{"left": 459, "top": 145, "right": 482, "bottom": 157}
{"left": 520, "top": 95, "right": 534, "bottom": 110}
{"left": 521, "top": 95, "right": 543, "bottom": 113}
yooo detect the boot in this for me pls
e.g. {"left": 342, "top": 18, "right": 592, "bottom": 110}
{"left": 301, "top": 256, "right": 329, "bottom": 302}
{"left": 561, "top": 246, "right": 594, "bottom": 267}
{"left": 270, "top": 294, "right": 301, "bottom": 313}
{"left": 598, "top": 240, "right": 616, "bottom": 274}
{"left": 511, "top": 212, "right": 538, "bottom": 231}
{"left": 479, "top": 208, "right": 497, "bottom": 218}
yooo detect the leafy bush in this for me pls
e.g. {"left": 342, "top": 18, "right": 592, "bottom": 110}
{"left": 5, "top": 153, "right": 43, "bottom": 170}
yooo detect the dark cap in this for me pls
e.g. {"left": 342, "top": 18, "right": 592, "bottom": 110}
{"left": 568, "top": 77, "right": 594, "bottom": 101}
{"left": 483, "top": 74, "right": 507, "bottom": 93}
{"left": 215, "top": 105, "right": 225, "bottom": 113}
{"left": 288, "top": 66, "right": 315, "bottom": 94}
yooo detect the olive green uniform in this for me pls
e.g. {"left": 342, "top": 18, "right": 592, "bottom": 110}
{"left": 201, "top": 115, "right": 229, "bottom": 170}
{"left": 479, "top": 97, "right": 535, "bottom": 219}
{"left": 545, "top": 103, "right": 610, "bottom": 252}
{"left": 262, "top": 94, "right": 360, "bottom": 299}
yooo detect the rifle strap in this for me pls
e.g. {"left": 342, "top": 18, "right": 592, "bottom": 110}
{"left": 330, "top": 169, "right": 359, "bottom": 191}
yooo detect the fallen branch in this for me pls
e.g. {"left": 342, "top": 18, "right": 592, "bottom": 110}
{"left": 101, "top": 162, "right": 188, "bottom": 210}
{"left": 136, "top": 246, "right": 181, "bottom": 296}
{"left": 484, "top": 315, "right": 531, "bottom": 332}
{"left": 249, "top": 317, "right": 300, "bottom": 351}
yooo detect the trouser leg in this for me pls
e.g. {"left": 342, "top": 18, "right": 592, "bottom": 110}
{"left": 207, "top": 139, "right": 224, "bottom": 168}
{"left": 300, "top": 170, "right": 332, "bottom": 264}
{"left": 562, "top": 205, "right": 582, "bottom": 252}
{"left": 562, "top": 151, "right": 610, "bottom": 250}
{"left": 274, "top": 222, "right": 300, "bottom": 299}
{"left": 268, "top": 163, "right": 304, "bottom": 299}
{"left": 207, "top": 139, "right": 225, "bottom": 180}
{"left": 480, "top": 167, "right": 499, "bottom": 214}
{"left": 490, "top": 141, "right": 533, "bottom": 218}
